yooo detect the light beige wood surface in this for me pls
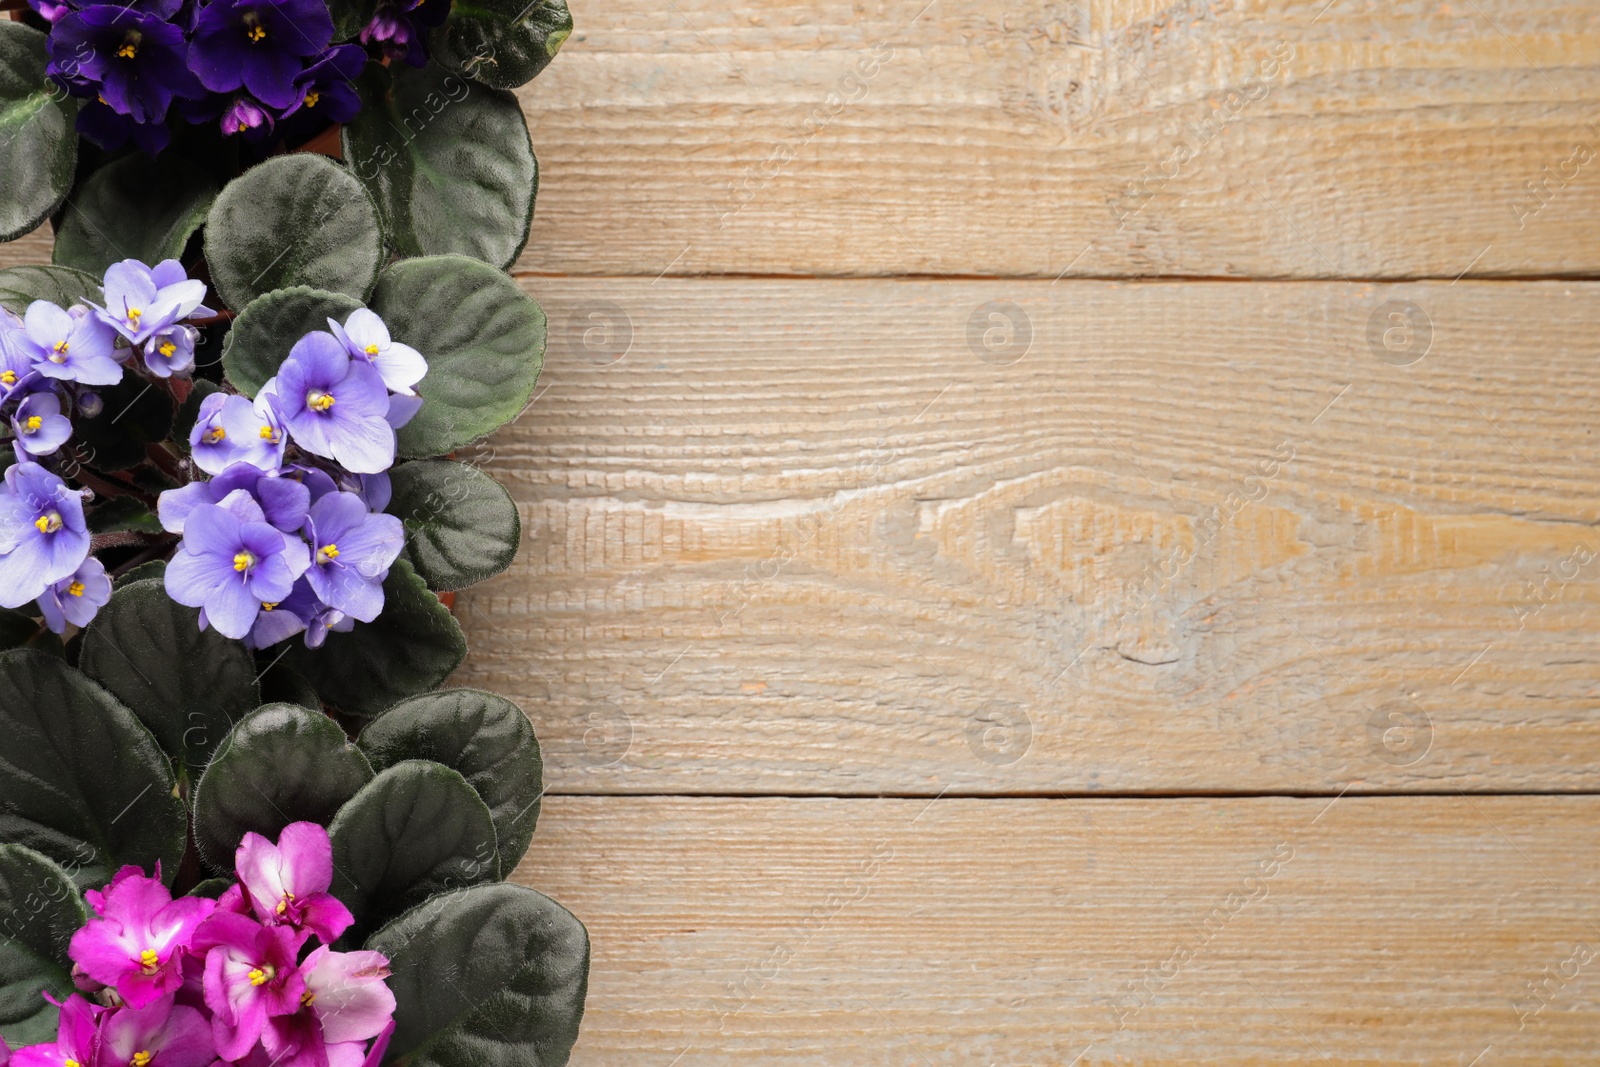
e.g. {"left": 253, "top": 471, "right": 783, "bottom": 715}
{"left": 454, "top": 276, "right": 1600, "bottom": 795}
{"left": 500, "top": 0, "right": 1600, "bottom": 279}
{"left": 516, "top": 795, "right": 1600, "bottom": 1066}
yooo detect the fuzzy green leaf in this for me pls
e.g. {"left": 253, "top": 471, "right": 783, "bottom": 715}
{"left": 53, "top": 154, "right": 217, "bottom": 277}
{"left": 387, "top": 459, "right": 521, "bottom": 591}
{"left": 0, "top": 22, "right": 78, "bottom": 243}
{"left": 0, "top": 845, "right": 85, "bottom": 1046}
{"left": 430, "top": 0, "right": 572, "bottom": 90}
{"left": 222, "top": 286, "right": 364, "bottom": 395}
{"left": 0, "top": 265, "right": 99, "bottom": 315}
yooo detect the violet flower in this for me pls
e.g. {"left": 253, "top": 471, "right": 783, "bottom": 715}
{"left": 263, "top": 332, "right": 395, "bottom": 474}
{"left": 360, "top": 0, "right": 447, "bottom": 66}
{"left": 7, "top": 995, "right": 102, "bottom": 1067}
{"left": 164, "top": 492, "right": 311, "bottom": 640}
{"left": 189, "top": 0, "right": 334, "bottom": 111}
{"left": 233, "top": 822, "right": 353, "bottom": 944}
{"left": 10, "top": 392, "right": 72, "bottom": 456}
{"left": 68, "top": 865, "right": 216, "bottom": 1009}
{"left": 74, "top": 96, "right": 174, "bottom": 156}
{"left": 284, "top": 44, "right": 366, "bottom": 126}
{"left": 244, "top": 576, "right": 353, "bottom": 650}
{"left": 221, "top": 96, "right": 274, "bottom": 139}
{"left": 159, "top": 464, "right": 310, "bottom": 535}
{"left": 145, "top": 324, "right": 199, "bottom": 378}
{"left": 49, "top": 7, "right": 200, "bottom": 124}
{"left": 37, "top": 556, "right": 112, "bottom": 634}
{"left": 189, "top": 393, "right": 287, "bottom": 475}
{"left": 0, "top": 462, "right": 90, "bottom": 610}
{"left": 94, "top": 260, "right": 209, "bottom": 348}
{"left": 191, "top": 912, "right": 306, "bottom": 1061}
{"left": 261, "top": 946, "right": 394, "bottom": 1067}
{"left": 302, "top": 491, "right": 402, "bottom": 623}
{"left": 327, "top": 309, "right": 426, "bottom": 396}
{"left": 13, "top": 302, "right": 121, "bottom": 387}
{"left": 99, "top": 994, "right": 216, "bottom": 1067}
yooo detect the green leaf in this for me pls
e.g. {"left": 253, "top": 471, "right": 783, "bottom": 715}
{"left": 387, "top": 459, "right": 521, "bottom": 591}
{"left": 222, "top": 286, "right": 364, "bottom": 396}
{"left": 191, "top": 703, "right": 373, "bottom": 872}
{"left": 204, "top": 154, "right": 382, "bottom": 311}
{"left": 86, "top": 496, "right": 162, "bottom": 535}
{"left": 187, "top": 876, "right": 233, "bottom": 899}
{"left": 285, "top": 560, "right": 466, "bottom": 717}
{"left": 328, "top": 760, "right": 497, "bottom": 941}
{"left": 368, "top": 883, "right": 588, "bottom": 1067}
{"left": 370, "top": 255, "right": 545, "bottom": 457}
{"left": 431, "top": 0, "right": 573, "bottom": 90}
{"left": 74, "top": 374, "right": 175, "bottom": 471}
{"left": 0, "top": 609, "right": 39, "bottom": 652}
{"left": 0, "top": 650, "right": 186, "bottom": 888}
{"left": 325, "top": 0, "right": 376, "bottom": 40}
{"left": 53, "top": 154, "right": 217, "bottom": 277}
{"left": 79, "top": 578, "right": 260, "bottom": 775}
{"left": 256, "top": 660, "right": 321, "bottom": 712}
{"left": 359, "top": 689, "right": 541, "bottom": 877}
{"left": 0, "top": 845, "right": 85, "bottom": 1047}
{"left": 0, "top": 265, "right": 100, "bottom": 315}
{"left": 113, "top": 559, "right": 167, "bottom": 587}
{"left": 343, "top": 62, "right": 536, "bottom": 269}
{"left": 0, "top": 21, "right": 79, "bottom": 243}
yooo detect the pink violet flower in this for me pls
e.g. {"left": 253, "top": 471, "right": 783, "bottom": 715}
{"left": 100, "top": 995, "right": 216, "bottom": 1067}
{"left": 9, "top": 994, "right": 102, "bottom": 1067}
{"left": 261, "top": 947, "right": 394, "bottom": 1067}
{"left": 191, "top": 913, "right": 306, "bottom": 1062}
{"left": 69, "top": 867, "right": 216, "bottom": 1009}
{"left": 233, "top": 823, "right": 353, "bottom": 944}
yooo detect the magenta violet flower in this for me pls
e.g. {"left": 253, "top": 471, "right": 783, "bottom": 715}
{"left": 261, "top": 947, "right": 394, "bottom": 1067}
{"left": 37, "top": 556, "right": 112, "bottom": 634}
{"left": 263, "top": 332, "right": 395, "bottom": 475}
{"left": 99, "top": 994, "right": 216, "bottom": 1067}
{"left": 191, "top": 913, "right": 306, "bottom": 1061}
{"left": 68, "top": 865, "right": 216, "bottom": 1009}
{"left": 10, "top": 392, "right": 72, "bottom": 456}
{"left": 302, "top": 492, "right": 403, "bottom": 623}
{"left": 0, "top": 462, "right": 90, "bottom": 609}
{"left": 13, "top": 302, "right": 121, "bottom": 387}
{"left": 189, "top": 0, "right": 334, "bottom": 111}
{"left": 163, "top": 491, "right": 311, "bottom": 640}
{"left": 8, "top": 994, "right": 102, "bottom": 1067}
{"left": 233, "top": 822, "right": 353, "bottom": 944}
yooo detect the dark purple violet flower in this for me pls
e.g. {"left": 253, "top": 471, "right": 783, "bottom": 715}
{"left": 262, "top": 332, "right": 395, "bottom": 474}
{"left": 49, "top": 7, "right": 200, "bottom": 124}
{"left": 189, "top": 0, "right": 334, "bottom": 111}
{"left": 74, "top": 96, "right": 173, "bottom": 155}
{"left": 36, "top": 556, "right": 112, "bottom": 634}
{"left": 159, "top": 463, "right": 310, "bottom": 534}
{"left": 0, "top": 462, "right": 90, "bottom": 610}
{"left": 301, "top": 491, "right": 402, "bottom": 622}
{"left": 10, "top": 392, "right": 72, "bottom": 456}
{"left": 283, "top": 43, "right": 365, "bottom": 126}
{"left": 164, "top": 491, "right": 311, "bottom": 639}
{"left": 360, "top": 0, "right": 446, "bottom": 66}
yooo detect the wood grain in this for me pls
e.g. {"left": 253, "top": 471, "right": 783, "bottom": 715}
{"left": 518, "top": 794, "right": 1600, "bottom": 1065}
{"left": 456, "top": 276, "right": 1600, "bottom": 795}
{"left": 496, "top": 0, "right": 1600, "bottom": 278}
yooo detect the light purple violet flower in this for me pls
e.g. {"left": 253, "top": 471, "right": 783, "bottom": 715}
{"left": 233, "top": 822, "right": 353, "bottom": 944}
{"left": 0, "top": 309, "right": 39, "bottom": 397}
{"left": 191, "top": 912, "right": 306, "bottom": 1061}
{"left": 0, "top": 462, "right": 90, "bottom": 609}
{"left": 264, "top": 332, "right": 395, "bottom": 474}
{"left": 99, "top": 994, "right": 217, "bottom": 1067}
{"left": 164, "top": 491, "right": 311, "bottom": 640}
{"left": 14, "top": 302, "right": 121, "bottom": 386}
{"left": 7, "top": 994, "right": 102, "bottom": 1067}
{"left": 301, "top": 492, "right": 402, "bottom": 623}
{"left": 10, "top": 392, "right": 72, "bottom": 456}
{"left": 94, "top": 260, "right": 209, "bottom": 347}
{"left": 68, "top": 865, "right": 217, "bottom": 1009}
{"left": 190, "top": 393, "right": 287, "bottom": 475}
{"left": 244, "top": 576, "right": 354, "bottom": 650}
{"left": 37, "top": 556, "right": 112, "bottom": 634}
{"left": 384, "top": 393, "right": 422, "bottom": 430}
{"left": 159, "top": 463, "right": 310, "bottom": 535}
{"left": 145, "top": 324, "right": 199, "bottom": 378}
{"left": 326, "top": 310, "right": 426, "bottom": 396}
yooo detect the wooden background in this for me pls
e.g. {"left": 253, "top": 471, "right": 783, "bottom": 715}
{"left": 16, "top": 0, "right": 1600, "bottom": 1060}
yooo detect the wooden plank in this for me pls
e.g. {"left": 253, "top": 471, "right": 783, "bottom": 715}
{"left": 517, "top": 795, "right": 1600, "bottom": 1065}
{"left": 456, "top": 276, "right": 1600, "bottom": 795}
{"left": 492, "top": 0, "right": 1600, "bottom": 278}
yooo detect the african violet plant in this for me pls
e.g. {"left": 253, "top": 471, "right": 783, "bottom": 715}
{"left": 0, "top": 0, "right": 586, "bottom": 1061}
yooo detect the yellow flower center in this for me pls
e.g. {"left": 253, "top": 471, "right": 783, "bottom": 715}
{"left": 247, "top": 964, "right": 275, "bottom": 987}
{"left": 50, "top": 340, "right": 68, "bottom": 362}
{"left": 259, "top": 425, "right": 278, "bottom": 441}
{"left": 248, "top": 24, "right": 266, "bottom": 41}
{"left": 364, "top": 343, "right": 379, "bottom": 355}
{"left": 233, "top": 552, "right": 255, "bottom": 573}
{"left": 304, "top": 91, "right": 320, "bottom": 108}
{"left": 317, "top": 543, "right": 339, "bottom": 565}
{"left": 307, "top": 390, "right": 335, "bottom": 412}
{"left": 139, "top": 949, "right": 160, "bottom": 975}
{"left": 204, "top": 426, "right": 226, "bottom": 444}
{"left": 23, "top": 416, "right": 40, "bottom": 432}
{"left": 126, "top": 307, "right": 142, "bottom": 325}
{"left": 276, "top": 891, "right": 295, "bottom": 915}
{"left": 68, "top": 581, "right": 85, "bottom": 597}
{"left": 117, "top": 41, "right": 137, "bottom": 59}
{"left": 35, "top": 511, "right": 62, "bottom": 535}
{"left": 1, "top": 371, "right": 15, "bottom": 384}
{"left": 159, "top": 341, "right": 176, "bottom": 358}
{"left": 65, "top": 1060, "right": 81, "bottom": 1067}
{"left": 261, "top": 601, "right": 279, "bottom": 611}
{"left": 300, "top": 990, "right": 316, "bottom": 1007}
{"left": 132, "top": 1051, "right": 152, "bottom": 1067}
